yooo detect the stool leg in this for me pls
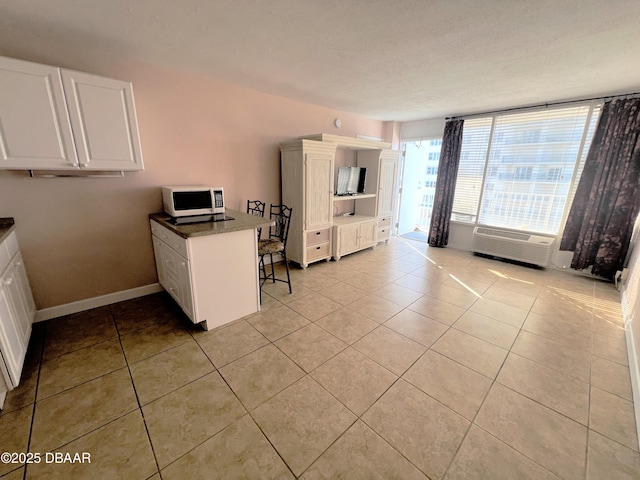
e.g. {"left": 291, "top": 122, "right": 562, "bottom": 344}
{"left": 283, "top": 251, "right": 292, "bottom": 294}
{"left": 269, "top": 253, "right": 276, "bottom": 283}
{"left": 260, "top": 254, "right": 267, "bottom": 284}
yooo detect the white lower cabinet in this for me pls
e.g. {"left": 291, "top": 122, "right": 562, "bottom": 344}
{"left": 0, "top": 231, "right": 35, "bottom": 408}
{"left": 150, "top": 218, "right": 261, "bottom": 331}
{"left": 152, "top": 235, "right": 194, "bottom": 319}
{"left": 0, "top": 280, "right": 26, "bottom": 388}
{"left": 332, "top": 216, "right": 378, "bottom": 261}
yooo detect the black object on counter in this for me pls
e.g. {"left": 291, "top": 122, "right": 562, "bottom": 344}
{"left": 170, "top": 214, "right": 235, "bottom": 225}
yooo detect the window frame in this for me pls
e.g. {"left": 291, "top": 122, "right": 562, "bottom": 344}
{"left": 450, "top": 101, "right": 602, "bottom": 237}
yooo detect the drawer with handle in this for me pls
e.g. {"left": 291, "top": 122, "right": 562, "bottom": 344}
{"left": 306, "top": 228, "right": 331, "bottom": 246}
{"left": 150, "top": 221, "right": 188, "bottom": 258}
{"left": 378, "top": 216, "right": 391, "bottom": 228}
{"left": 306, "top": 242, "right": 331, "bottom": 262}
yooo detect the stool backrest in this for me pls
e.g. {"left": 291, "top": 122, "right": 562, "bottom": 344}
{"left": 268, "top": 204, "right": 292, "bottom": 247}
{"left": 247, "top": 200, "right": 265, "bottom": 218}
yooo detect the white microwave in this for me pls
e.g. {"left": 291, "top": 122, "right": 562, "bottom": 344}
{"left": 162, "top": 186, "right": 225, "bottom": 217}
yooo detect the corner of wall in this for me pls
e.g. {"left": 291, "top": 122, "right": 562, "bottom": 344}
{"left": 622, "top": 288, "right": 640, "bottom": 452}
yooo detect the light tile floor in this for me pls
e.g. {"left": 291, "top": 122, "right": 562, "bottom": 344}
{"left": 1, "top": 237, "right": 639, "bottom": 479}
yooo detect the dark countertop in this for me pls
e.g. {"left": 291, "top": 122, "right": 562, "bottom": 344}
{"left": 150, "top": 209, "right": 273, "bottom": 239}
{"left": 0, "top": 217, "right": 15, "bottom": 244}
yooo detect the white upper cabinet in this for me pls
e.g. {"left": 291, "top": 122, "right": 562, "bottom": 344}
{"left": 0, "top": 56, "right": 143, "bottom": 171}
{"left": 61, "top": 70, "right": 143, "bottom": 170}
{"left": 0, "top": 58, "right": 78, "bottom": 169}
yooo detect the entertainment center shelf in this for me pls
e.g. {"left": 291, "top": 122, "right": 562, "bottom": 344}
{"left": 333, "top": 193, "right": 376, "bottom": 201}
{"left": 280, "top": 134, "right": 399, "bottom": 268}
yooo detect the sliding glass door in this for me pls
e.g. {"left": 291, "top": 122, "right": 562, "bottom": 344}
{"left": 397, "top": 139, "right": 442, "bottom": 239}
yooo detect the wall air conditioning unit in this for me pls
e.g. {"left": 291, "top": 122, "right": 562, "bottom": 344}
{"left": 472, "top": 227, "right": 555, "bottom": 267}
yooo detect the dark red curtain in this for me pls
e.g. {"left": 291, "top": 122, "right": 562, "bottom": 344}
{"left": 428, "top": 119, "right": 464, "bottom": 247}
{"left": 560, "top": 98, "right": 640, "bottom": 280}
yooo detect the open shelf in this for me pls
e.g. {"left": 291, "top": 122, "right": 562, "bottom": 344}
{"left": 332, "top": 213, "right": 376, "bottom": 225}
{"left": 333, "top": 193, "right": 376, "bottom": 201}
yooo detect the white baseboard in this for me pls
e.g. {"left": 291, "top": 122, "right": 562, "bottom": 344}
{"left": 34, "top": 283, "right": 164, "bottom": 322}
{"left": 622, "top": 289, "right": 640, "bottom": 451}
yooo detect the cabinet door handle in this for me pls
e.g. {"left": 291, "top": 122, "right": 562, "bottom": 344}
{"left": 315, "top": 232, "right": 321, "bottom": 235}
{"left": 180, "top": 262, "right": 186, "bottom": 266}
{"left": 3, "top": 278, "right": 13, "bottom": 286}
{"left": 316, "top": 246, "right": 321, "bottom": 250}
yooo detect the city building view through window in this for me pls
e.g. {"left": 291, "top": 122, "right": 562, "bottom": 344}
{"left": 455, "top": 104, "right": 602, "bottom": 235}
{"left": 397, "top": 139, "right": 442, "bottom": 237}
{"left": 397, "top": 102, "right": 602, "bottom": 240}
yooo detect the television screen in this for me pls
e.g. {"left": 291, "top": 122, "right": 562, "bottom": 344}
{"left": 336, "top": 167, "right": 366, "bottom": 195}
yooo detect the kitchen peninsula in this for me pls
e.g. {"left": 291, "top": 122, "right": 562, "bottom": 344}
{"left": 150, "top": 210, "right": 273, "bottom": 331}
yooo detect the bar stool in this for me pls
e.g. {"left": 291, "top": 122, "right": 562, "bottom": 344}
{"left": 258, "top": 204, "right": 293, "bottom": 297}
{"left": 246, "top": 200, "right": 266, "bottom": 239}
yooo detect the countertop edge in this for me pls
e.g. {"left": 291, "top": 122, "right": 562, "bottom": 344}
{"left": 149, "top": 210, "right": 273, "bottom": 239}
{"left": 0, "top": 217, "right": 16, "bottom": 244}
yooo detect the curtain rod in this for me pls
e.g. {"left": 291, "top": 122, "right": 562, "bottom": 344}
{"left": 445, "top": 91, "right": 640, "bottom": 121}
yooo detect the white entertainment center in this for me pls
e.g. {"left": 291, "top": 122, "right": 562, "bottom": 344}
{"left": 280, "top": 134, "right": 399, "bottom": 267}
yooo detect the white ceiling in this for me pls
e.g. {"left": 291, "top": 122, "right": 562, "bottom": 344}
{"left": 1, "top": 0, "right": 640, "bottom": 122}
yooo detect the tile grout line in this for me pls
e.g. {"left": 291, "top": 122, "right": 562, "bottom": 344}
{"left": 439, "top": 277, "right": 573, "bottom": 480}
{"left": 213, "top": 339, "right": 298, "bottom": 479}
{"left": 284, "top": 246, "right": 480, "bottom": 477}
{"left": 584, "top": 279, "right": 598, "bottom": 479}
{"left": 222, "top": 252, "right": 433, "bottom": 477}
{"left": 299, "top": 270, "right": 472, "bottom": 477}
{"left": 439, "top": 278, "right": 506, "bottom": 480}
{"left": 112, "top": 307, "right": 163, "bottom": 479}
{"left": 22, "top": 324, "right": 45, "bottom": 480}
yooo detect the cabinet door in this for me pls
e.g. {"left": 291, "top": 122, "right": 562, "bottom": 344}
{"left": 304, "top": 152, "right": 333, "bottom": 230}
{"left": 338, "top": 223, "right": 361, "bottom": 256}
{"left": 5, "top": 253, "right": 34, "bottom": 344}
{"left": 0, "top": 57, "right": 78, "bottom": 169}
{"left": 159, "top": 243, "right": 194, "bottom": 320}
{"left": 61, "top": 70, "right": 144, "bottom": 171}
{"left": 378, "top": 154, "right": 398, "bottom": 218}
{"left": 0, "top": 271, "right": 26, "bottom": 387}
{"left": 176, "top": 257, "right": 194, "bottom": 319}
{"left": 152, "top": 235, "right": 167, "bottom": 286}
{"left": 359, "top": 220, "right": 378, "bottom": 248}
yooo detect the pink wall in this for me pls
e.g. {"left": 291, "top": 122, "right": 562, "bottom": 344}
{"left": 0, "top": 55, "right": 385, "bottom": 309}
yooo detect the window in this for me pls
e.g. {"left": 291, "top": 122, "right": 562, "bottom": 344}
{"left": 451, "top": 103, "right": 602, "bottom": 234}
{"left": 425, "top": 166, "right": 438, "bottom": 175}
{"left": 547, "top": 168, "right": 563, "bottom": 181}
{"left": 420, "top": 193, "right": 435, "bottom": 207}
{"left": 428, "top": 152, "right": 440, "bottom": 161}
{"left": 451, "top": 117, "right": 492, "bottom": 222}
{"left": 515, "top": 167, "right": 532, "bottom": 180}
